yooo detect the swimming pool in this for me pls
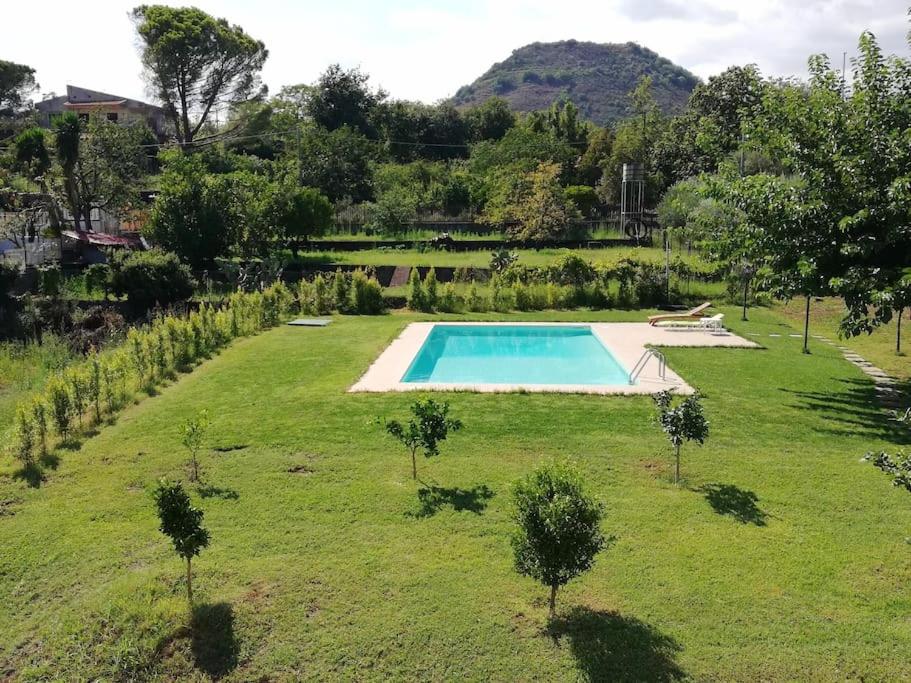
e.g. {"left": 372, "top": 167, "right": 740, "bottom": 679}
{"left": 401, "top": 324, "right": 631, "bottom": 386}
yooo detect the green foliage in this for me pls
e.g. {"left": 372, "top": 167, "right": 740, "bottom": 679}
{"left": 12, "top": 404, "right": 36, "bottom": 465}
{"left": 349, "top": 270, "right": 384, "bottom": 314}
{"left": 654, "top": 390, "right": 709, "bottom": 483}
{"left": 465, "top": 97, "right": 516, "bottom": 142}
{"left": 132, "top": 4, "right": 267, "bottom": 143}
{"left": 269, "top": 183, "right": 332, "bottom": 254}
{"left": 38, "top": 265, "right": 62, "bottom": 298}
{"left": 46, "top": 375, "right": 72, "bottom": 441}
{"left": 83, "top": 264, "right": 112, "bottom": 298}
{"left": 109, "top": 250, "right": 196, "bottom": 311}
{"left": 0, "top": 59, "right": 38, "bottom": 114}
{"left": 0, "top": 263, "right": 18, "bottom": 300}
{"left": 489, "top": 248, "right": 518, "bottom": 273}
{"left": 865, "top": 449, "right": 911, "bottom": 493}
{"left": 484, "top": 161, "right": 582, "bottom": 243}
{"left": 295, "top": 125, "right": 377, "bottom": 202}
{"left": 366, "top": 187, "right": 418, "bottom": 236}
{"left": 384, "top": 398, "right": 463, "bottom": 479}
{"left": 13, "top": 128, "right": 50, "bottom": 178}
{"left": 307, "top": 64, "right": 384, "bottom": 137}
{"left": 423, "top": 268, "right": 438, "bottom": 311}
{"left": 153, "top": 479, "right": 209, "bottom": 603}
{"left": 144, "top": 151, "right": 236, "bottom": 266}
{"left": 181, "top": 409, "right": 210, "bottom": 482}
{"left": 451, "top": 40, "right": 698, "bottom": 126}
{"left": 510, "top": 459, "right": 605, "bottom": 617}
{"left": 563, "top": 185, "right": 599, "bottom": 217}
{"left": 406, "top": 268, "right": 425, "bottom": 312}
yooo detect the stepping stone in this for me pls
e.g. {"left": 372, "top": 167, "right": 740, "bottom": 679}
{"left": 768, "top": 333, "right": 781, "bottom": 337}
{"left": 788, "top": 334, "right": 802, "bottom": 338}
{"left": 288, "top": 318, "right": 332, "bottom": 327}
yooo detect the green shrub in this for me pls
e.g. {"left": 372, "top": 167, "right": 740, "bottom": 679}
{"left": 332, "top": 269, "right": 353, "bottom": 313}
{"left": 423, "top": 268, "right": 438, "bottom": 312}
{"left": 84, "top": 264, "right": 112, "bottom": 298}
{"left": 110, "top": 250, "right": 195, "bottom": 311}
{"left": 38, "top": 265, "right": 63, "bottom": 298}
{"left": 46, "top": 376, "right": 72, "bottom": 441}
{"left": 438, "top": 283, "right": 464, "bottom": 313}
{"left": 407, "top": 268, "right": 425, "bottom": 311}
{"left": 0, "top": 263, "right": 19, "bottom": 300}
{"left": 350, "top": 270, "right": 384, "bottom": 314}
{"left": 12, "top": 405, "right": 36, "bottom": 465}
{"left": 467, "top": 284, "right": 487, "bottom": 312}
{"left": 32, "top": 396, "right": 47, "bottom": 456}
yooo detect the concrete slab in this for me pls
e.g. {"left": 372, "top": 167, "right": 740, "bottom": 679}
{"left": 349, "top": 322, "right": 759, "bottom": 396}
{"left": 288, "top": 318, "right": 331, "bottom": 327}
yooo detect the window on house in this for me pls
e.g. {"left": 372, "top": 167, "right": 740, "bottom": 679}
{"left": 106, "top": 112, "right": 118, "bottom": 122}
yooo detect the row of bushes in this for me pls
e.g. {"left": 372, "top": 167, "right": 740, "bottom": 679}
{"left": 298, "top": 269, "right": 384, "bottom": 315}
{"left": 407, "top": 265, "right": 689, "bottom": 312}
{"left": 9, "top": 283, "right": 296, "bottom": 467}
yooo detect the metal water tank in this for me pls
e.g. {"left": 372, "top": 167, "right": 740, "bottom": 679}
{"left": 622, "top": 162, "right": 645, "bottom": 183}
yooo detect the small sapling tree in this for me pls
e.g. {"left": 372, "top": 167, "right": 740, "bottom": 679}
{"left": 654, "top": 390, "right": 709, "bottom": 484}
{"left": 384, "top": 398, "right": 462, "bottom": 480}
{"left": 181, "top": 409, "right": 210, "bottom": 482}
{"left": 511, "top": 459, "right": 605, "bottom": 618}
{"left": 153, "top": 479, "right": 210, "bottom": 604}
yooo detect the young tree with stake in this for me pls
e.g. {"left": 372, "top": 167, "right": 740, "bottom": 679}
{"left": 182, "top": 409, "right": 210, "bottom": 482}
{"left": 654, "top": 390, "right": 709, "bottom": 484}
{"left": 153, "top": 480, "right": 209, "bottom": 604}
{"left": 383, "top": 398, "right": 462, "bottom": 480}
{"left": 511, "top": 459, "right": 605, "bottom": 619}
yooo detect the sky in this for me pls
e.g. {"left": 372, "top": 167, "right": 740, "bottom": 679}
{"left": 4, "top": 0, "right": 910, "bottom": 106}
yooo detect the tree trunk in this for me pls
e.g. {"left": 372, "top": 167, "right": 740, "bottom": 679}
{"left": 186, "top": 557, "right": 193, "bottom": 604}
{"left": 549, "top": 583, "right": 558, "bottom": 618}
{"left": 411, "top": 448, "right": 417, "bottom": 480}
{"left": 741, "top": 278, "right": 749, "bottom": 321}
{"left": 674, "top": 443, "right": 681, "bottom": 484}
{"left": 802, "top": 295, "right": 811, "bottom": 354}
{"left": 897, "top": 308, "right": 903, "bottom": 355}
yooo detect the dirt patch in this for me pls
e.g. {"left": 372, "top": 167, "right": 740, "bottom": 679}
{"left": 287, "top": 464, "right": 315, "bottom": 475}
{"left": 0, "top": 498, "right": 21, "bottom": 517}
{"left": 214, "top": 444, "right": 249, "bottom": 453}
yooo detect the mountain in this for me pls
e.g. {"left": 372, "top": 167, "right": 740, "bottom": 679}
{"left": 451, "top": 40, "right": 700, "bottom": 126}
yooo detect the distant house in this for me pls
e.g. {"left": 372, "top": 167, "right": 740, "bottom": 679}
{"left": 36, "top": 85, "right": 170, "bottom": 140}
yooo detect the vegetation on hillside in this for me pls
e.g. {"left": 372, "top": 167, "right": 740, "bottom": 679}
{"left": 451, "top": 40, "right": 700, "bottom": 125}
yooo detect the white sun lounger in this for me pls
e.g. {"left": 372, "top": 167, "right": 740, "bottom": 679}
{"left": 655, "top": 313, "right": 725, "bottom": 331}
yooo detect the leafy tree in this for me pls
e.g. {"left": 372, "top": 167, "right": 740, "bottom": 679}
{"left": 526, "top": 100, "right": 590, "bottom": 147}
{"left": 485, "top": 161, "right": 582, "bottom": 243}
{"left": 0, "top": 59, "right": 38, "bottom": 115}
{"left": 51, "top": 113, "right": 149, "bottom": 231}
{"left": 181, "top": 409, "right": 210, "bottom": 482}
{"left": 375, "top": 100, "right": 469, "bottom": 162}
{"left": 366, "top": 187, "right": 418, "bottom": 236}
{"left": 576, "top": 126, "right": 614, "bottom": 187}
{"left": 599, "top": 76, "right": 666, "bottom": 204}
{"left": 269, "top": 183, "right": 332, "bottom": 255}
{"left": 144, "top": 150, "right": 234, "bottom": 265}
{"left": 510, "top": 459, "right": 605, "bottom": 618}
{"left": 132, "top": 4, "right": 268, "bottom": 143}
{"left": 465, "top": 96, "right": 516, "bottom": 142}
{"left": 653, "top": 390, "right": 709, "bottom": 484}
{"left": 307, "top": 64, "right": 384, "bottom": 136}
{"left": 153, "top": 479, "right": 210, "bottom": 603}
{"left": 383, "top": 398, "right": 463, "bottom": 480}
{"left": 564, "top": 185, "right": 599, "bottom": 217}
{"left": 295, "top": 125, "right": 377, "bottom": 202}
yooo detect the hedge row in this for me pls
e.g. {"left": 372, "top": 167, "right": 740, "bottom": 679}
{"left": 8, "top": 283, "right": 296, "bottom": 467}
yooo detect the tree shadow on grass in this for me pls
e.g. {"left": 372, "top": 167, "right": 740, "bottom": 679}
{"left": 782, "top": 378, "right": 910, "bottom": 445}
{"left": 697, "top": 483, "right": 767, "bottom": 526}
{"left": 407, "top": 484, "right": 494, "bottom": 518}
{"left": 197, "top": 484, "right": 240, "bottom": 501}
{"left": 12, "top": 452, "right": 60, "bottom": 488}
{"left": 190, "top": 602, "right": 239, "bottom": 680}
{"left": 547, "top": 607, "right": 685, "bottom": 682}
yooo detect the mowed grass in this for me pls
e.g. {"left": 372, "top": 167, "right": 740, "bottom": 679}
{"left": 774, "top": 297, "right": 910, "bottom": 381}
{"left": 1, "top": 307, "right": 910, "bottom": 681}
{"left": 294, "top": 245, "right": 704, "bottom": 269}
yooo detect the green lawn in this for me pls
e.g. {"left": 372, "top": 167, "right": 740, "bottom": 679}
{"left": 293, "top": 246, "right": 703, "bottom": 269}
{"left": 1, "top": 308, "right": 909, "bottom": 680}
{"left": 774, "top": 297, "right": 910, "bottom": 381}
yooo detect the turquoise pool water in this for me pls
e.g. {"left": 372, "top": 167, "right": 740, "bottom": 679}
{"left": 402, "top": 325, "right": 630, "bottom": 385}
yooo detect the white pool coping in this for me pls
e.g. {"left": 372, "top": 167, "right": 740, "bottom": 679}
{"left": 349, "top": 322, "right": 760, "bottom": 396}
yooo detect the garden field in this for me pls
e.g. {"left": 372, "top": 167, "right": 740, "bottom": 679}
{"left": 1, "top": 307, "right": 910, "bottom": 681}
{"left": 292, "top": 246, "right": 695, "bottom": 269}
